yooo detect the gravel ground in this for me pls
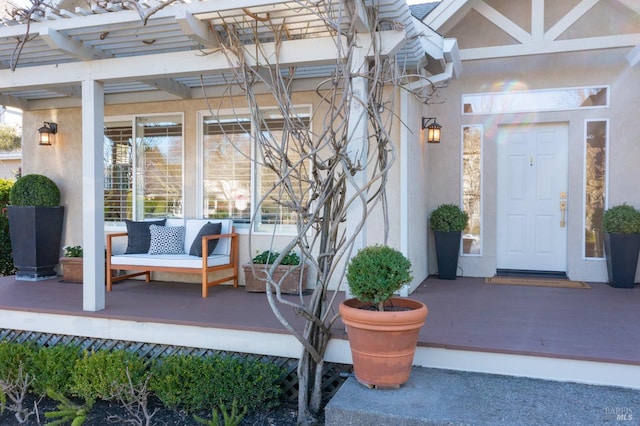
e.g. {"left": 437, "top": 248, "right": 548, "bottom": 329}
{"left": 0, "top": 396, "right": 316, "bottom": 425}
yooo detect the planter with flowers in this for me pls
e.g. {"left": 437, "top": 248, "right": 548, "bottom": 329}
{"left": 243, "top": 250, "right": 307, "bottom": 294}
{"left": 60, "top": 245, "right": 83, "bottom": 283}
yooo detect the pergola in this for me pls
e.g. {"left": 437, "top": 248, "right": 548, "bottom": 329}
{"left": 0, "top": 0, "right": 460, "bottom": 311}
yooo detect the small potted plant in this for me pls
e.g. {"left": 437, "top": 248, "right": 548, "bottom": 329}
{"left": 602, "top": 203, "right": 640, "bottom": 288}
{"left": 60, "top": 245, "right": 83, "bottom": 283}
{"left": 339, "top": 245, "right": 428, "bottom": 388}
{"left": 429, "top": 203, "right": 469, "bottom": 280}
{"left": 243, "top": 250, "right": 307, "bottom": 294}
{"left": 8, "top": 174, "right": 65, "bottom": 281}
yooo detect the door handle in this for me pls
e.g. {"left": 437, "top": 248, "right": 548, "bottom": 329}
{"left": 560, "top": 201, "right": 566, "bottom": 228}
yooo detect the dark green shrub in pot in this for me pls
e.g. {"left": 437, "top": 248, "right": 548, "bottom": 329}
{"left": 340, "top": 245, "right": 427, "bottom": 388}
{"left": 7, "top": 173, "right": 65, "bottom": 280}
{"left": 602, "top": 204, "right": 640, "bottom": 288}
{"left": 9, "top": 174, "right": 60, "bottom": 207}
{"left": 429, "top": 204, "right": 469, "bottom": 280}
{"left": 603, "top": 204, "right": 640, "bottom": 234}
{"left": 345, "top": 244, "right": 413, "bottom": 311}
{"left": 429, "top": 203, "right": 469, "bottom": 232}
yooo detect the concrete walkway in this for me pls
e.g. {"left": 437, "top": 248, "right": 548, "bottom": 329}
{"left": 325, "top": 367, "right": 640, "bottom": 425}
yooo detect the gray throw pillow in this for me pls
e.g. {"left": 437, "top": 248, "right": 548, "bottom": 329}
{"left": 189, "top": 222, "right": 222, "bottom": 257}
{"left": 124, "top": 219, "right": 167, "bottom": 254}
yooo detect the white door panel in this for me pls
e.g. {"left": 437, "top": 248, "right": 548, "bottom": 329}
{"left": 497, "top": 124, "right": 568, "bottom": 272}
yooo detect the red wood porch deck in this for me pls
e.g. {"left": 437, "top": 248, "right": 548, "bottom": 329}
{"left": 1, "top": 275, "right": 638, "bottom": 382}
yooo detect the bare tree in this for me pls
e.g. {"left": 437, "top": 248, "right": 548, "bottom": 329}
{"left": 207, "top": 2, "right": 425, "bottom": 423}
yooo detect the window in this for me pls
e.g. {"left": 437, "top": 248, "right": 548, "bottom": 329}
{"left": 104, "top": 114, "right": 183, "bottom": 222}
{"left": 200, "top": 107, "right": 311, "bottom": 232}
{"left": 584, "top": 120, "right": 608, "bottom": 258}
{"left": 462, "top": 125, "right": 482, "bottom": 255}
{"left": 463, "top": 86, "right": 608, "bottom": 115}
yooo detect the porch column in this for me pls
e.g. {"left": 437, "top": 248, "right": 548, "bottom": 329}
{"left": 81, "top": 79, "right": 105, "bottom": 311}
{"left": 344, "top": 46, "right": 368, "bottom": 297}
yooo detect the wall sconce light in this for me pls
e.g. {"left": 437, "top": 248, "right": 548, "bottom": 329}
{"left": 38, "top": 122, "right": 57, "bottom": 146}
{"left": 421, "top": 117, "right": 442, "bottom": 144}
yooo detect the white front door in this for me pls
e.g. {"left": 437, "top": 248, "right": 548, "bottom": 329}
{"left": 497, "top": 123, "right": 568, "bottom": 272}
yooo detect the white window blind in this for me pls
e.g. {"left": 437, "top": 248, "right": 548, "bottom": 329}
{"left": 104, "top": 114, "right": 183, "bottom": 222}
{"left": 201, "top": 108, "right": 311, "bottom": 232}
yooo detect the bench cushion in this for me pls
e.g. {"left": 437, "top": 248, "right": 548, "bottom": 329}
{"left": 124, "top": 219, "right": 167, "bottom": 254}
{"left": 110, "top": 253, "right": 231, "bottom": 268}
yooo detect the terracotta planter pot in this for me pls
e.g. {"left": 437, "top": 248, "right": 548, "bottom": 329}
{"left": 243, "top": 263, "right": 307, "bottom": 294}
{"left": 339, "top": 297, "right": 428, "bottom": 388}
{"left": 60, "top": 257, "right": 83, "bottom": 283}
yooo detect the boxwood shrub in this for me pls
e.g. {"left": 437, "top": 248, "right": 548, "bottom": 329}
{"left": 151, "top": 354, "right": 284, "bottom": 413}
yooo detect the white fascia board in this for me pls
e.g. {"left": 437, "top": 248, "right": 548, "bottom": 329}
{"left": 0, "top": 35, "right": 346, "bottom": 91}
{"left": 627, "top": 43, "right": 640, "bottom": 67}
{"left": 460, "top": 33, "right": 640, "bottom": 60}
{"left": 414, "top": 17, "right": 444, "bottom": 61}
{"left": 246, "top": 35, "right": 348, "bottom": 68}
{"left": 423, "top": 0, "right": 469, "bottom": 30}
{"left": 443, "top": 38, "right": 462, "bottom": 79}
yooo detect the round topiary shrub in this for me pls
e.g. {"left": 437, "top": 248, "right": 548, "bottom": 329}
{"left": 346, "top": 245, "right": 413, "bottom": 311}
{"left": 9, "top": 174, "right": 60, "bottom": 207}
{"left": 429, "top": 204, "right": 469, "bottom": 232}
{"left": 603, "top": 204, "right": 640, "bottom": 234}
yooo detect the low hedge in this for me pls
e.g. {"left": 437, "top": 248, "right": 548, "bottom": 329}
{"left": 0, "top": 341, "right": 285, "bottom": 420}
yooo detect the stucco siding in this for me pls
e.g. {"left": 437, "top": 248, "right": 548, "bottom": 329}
{"left": 425, "top": 48, "right": 640, "bottom": 282}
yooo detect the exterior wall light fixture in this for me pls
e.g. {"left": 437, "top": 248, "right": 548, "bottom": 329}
{"left": 421, "top": 117, "right": 441, "bottom": 143}
{"left": 38, "top": 122, "right": 58, "bottom": 146}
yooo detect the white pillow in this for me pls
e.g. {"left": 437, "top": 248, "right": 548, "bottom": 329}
{"left": 148, "top": 225, "right": 185, "bottom": 255}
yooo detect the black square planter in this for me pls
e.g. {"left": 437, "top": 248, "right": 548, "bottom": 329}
{"left": 8, "top": 206, "right": 65, "bottom": 281}
{"left": 604, "top": 232, "right": 640, "bottom": 289}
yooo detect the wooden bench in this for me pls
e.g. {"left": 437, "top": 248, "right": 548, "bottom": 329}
{"left": 106, "top": 219, "right": 238, "bottom": 298}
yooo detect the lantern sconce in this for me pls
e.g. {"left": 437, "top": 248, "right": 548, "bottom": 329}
{"left": 38, "top": 122, "right": 58, "bottom": 146}
{"left": 421, "top": 117, "right": 442, "bottom": 144}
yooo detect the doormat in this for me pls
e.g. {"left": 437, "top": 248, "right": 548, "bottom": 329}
{"left": 485, "top": 276, "right": 590, "bottom": 289}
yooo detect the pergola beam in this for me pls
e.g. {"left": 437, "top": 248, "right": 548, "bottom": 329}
{"left": 143, "top": 78, "right": 192, "bottom": 99}
{"left": 176, "top": 9, "right": 220, "bottom": 49}
{"left": 40, "top": 27, "right": 112, "bottom": 60}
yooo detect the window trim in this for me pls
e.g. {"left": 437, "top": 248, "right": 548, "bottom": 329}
{"left": 197, "top": 105, "right": 312, "bottom": 235}
{"left": 462, "top": 85, "right": 610, "bottom": 116}
{"left": 460, "top": 124, "right": 483, "bottom": 257}
{"left": 582, "top": 118, "right": 609, "bottom": 261}
{"left": 104, "top": 112, "right": 185, "bottom": 225}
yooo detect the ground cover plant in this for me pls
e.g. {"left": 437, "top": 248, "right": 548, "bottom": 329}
{"left": 0, "top": 341, "right": 287, "bottom": 425}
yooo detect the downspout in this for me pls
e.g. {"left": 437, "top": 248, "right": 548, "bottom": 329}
{"left": 399, "top": 88, "right": 410, "bottom": 297}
